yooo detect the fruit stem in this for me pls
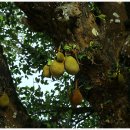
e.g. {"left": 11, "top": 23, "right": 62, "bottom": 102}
{"left": 74, "top": 53, "right": 80, "bottom": 65}
{"left": 75, "top": 80, "right": 78, "bottom": 89}
{"left": 58, "top": 45, "right": 61, "bottom": 52}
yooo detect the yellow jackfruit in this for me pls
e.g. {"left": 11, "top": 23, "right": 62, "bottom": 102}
{"left": 50, "top": 60, "right": 64, "bottom": 77}
{"left": 65, "top": 56, "right": 79, "bottom": 75}
{"left": 56, "top": 52, "right": 65, "bottom": 62}
{"left": 43, "top": 65, "right": 51, "bottom": 77}
{"left": 0, "top": 93, "right": 9, "bottom": 108}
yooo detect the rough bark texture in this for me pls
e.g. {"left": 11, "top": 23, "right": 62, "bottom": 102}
{"left": 0, "top": 45, "right": 48, "bottom": 128}
{"left": 15, "top": 2, "right": 130, "bottom": 128}
{"left": 0, "top": 45, "right": 28, "bottom": 127}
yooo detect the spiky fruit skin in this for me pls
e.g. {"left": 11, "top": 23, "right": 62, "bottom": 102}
{"left": 56, "top": 52, "right": 65, "bottom": 62}
{"left": 50, "top": 60, "right": 64, "bottom": 77}
{"left": 43, "top": 65, "right": 51, "bottom": 77}
{"left": 65, "top": 56, "right": 79, "bottom": 75}
{"left": 71, "top": 88, "right": 83, "bottom": 106}
{"left": 0, "top": 93, "right": 9, "bottom": 108}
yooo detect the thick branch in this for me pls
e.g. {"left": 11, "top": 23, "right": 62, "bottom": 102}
{"left": 15, "top": 2, "right": 99, "bottom": 49}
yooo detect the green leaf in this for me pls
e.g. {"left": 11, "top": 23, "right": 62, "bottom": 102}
{"left": 63, "top": 44, "right": 72, "bottom": 51}
{"left": 47, "top": 59, "right": 52, "bottom": 65}
{"left": 0, "top": 15, "right": 3, "bottom": 21}
{"left": 92, "top": 28, "right": 99, "bottom": 36}
{"left": 96, "top": 14, "right": 106, "bottom": 20}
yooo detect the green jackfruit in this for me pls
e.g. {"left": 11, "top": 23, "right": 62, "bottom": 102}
{"left": 56, "top": 52, "right": 65, "bottom": 62}
{"left": 65, "top": 56, "right": 79, "bottom": 75}
{"left": 43, "top": 65, "right": 51, "bottom": 77}
{"left": 50, "top": 60, "right": 64, "bottom": 77}
{"left": 0, "top": 93, "right": 9, "bottom": 108}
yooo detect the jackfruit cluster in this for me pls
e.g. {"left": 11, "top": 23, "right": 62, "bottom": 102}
{"left": 43, "top": 51, "right": 65, "bottom": 78}
{"left": 43, "top": 51, "right": 82, "bottom": 106}
{"left": 43, "top": 52, "right": 80, "bottom": 78}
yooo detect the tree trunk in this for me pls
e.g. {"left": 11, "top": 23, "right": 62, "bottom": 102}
{"left": 0, "top": 45, "right": 47, "bottom": 128}
{"left": 15, "top": 2, "right": 130, "bottom": 127}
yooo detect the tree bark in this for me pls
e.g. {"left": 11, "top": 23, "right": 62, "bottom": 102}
{"left": 15, "top": 2, "right": 130, "bottom": 127}
{"left": 0, "top": 45, "right": 48, "bottom": 128}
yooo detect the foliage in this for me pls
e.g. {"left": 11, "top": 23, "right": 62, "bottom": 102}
{"left": 0, "top": 2, "right": 99, "bottom": 128}
{"left": 0, "top": 2, "right": 54, "bottom": 86}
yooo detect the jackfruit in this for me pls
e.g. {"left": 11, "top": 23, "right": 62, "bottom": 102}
{"left": 0, "top": 93, "right": 9, "bottom": 108}
{"left": 118, "top": 73, "right": 125, "bottom": 84}
{"left": 56, "top": 52, "right": 65, "bottom": 62}
{"left": 50, "top": 60, "right": 64, "bottom": 77}
{"left": 70, "top": 88, "right": 83, "bottom": 106}
{"left": 65, "top": 56, "right": 79, "bottom": 75}
{"left": 43, "top": 65, "right": 51, "bottom": 77}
